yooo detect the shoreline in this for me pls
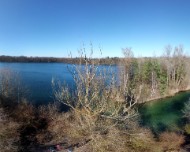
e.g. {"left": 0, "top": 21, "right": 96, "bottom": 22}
{"left": 144, "top": 86, "right": 190, "bottom": 103}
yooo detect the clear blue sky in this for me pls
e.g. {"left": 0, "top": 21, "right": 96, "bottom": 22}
{"left": 0, "top": 0, "right": 190, "bottom": 57}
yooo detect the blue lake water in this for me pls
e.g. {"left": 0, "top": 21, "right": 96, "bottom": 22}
{"left": 0, "top": 63, "right": 76, "bottom": 105}
{"left": 0, "top": 62, "right": 118, "bottom": 105}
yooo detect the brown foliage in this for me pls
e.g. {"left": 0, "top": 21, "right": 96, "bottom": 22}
{"left": 0, "top": 108, "right": 20, "bottom": 152}
{"left": 159, "top": 132, "right": 185, "bottom": 151}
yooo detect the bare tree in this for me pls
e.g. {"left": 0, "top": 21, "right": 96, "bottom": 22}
{"left": 162, "top": 45, "right": 189, "bottom": 92}
{"left": 52, "top": 47, "right": 139, "bottom": 124}
{"left": 163, "top": 45, "right": 172, "bottom": 89}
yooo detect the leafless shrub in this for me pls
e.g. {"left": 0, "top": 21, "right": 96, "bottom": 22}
{"left": 159, "top": 132, "right": 184, "bottom": 151}
{"left": 11, "top": 101, "right": 35, "bottom": 123}
{"left": 38, "top": 103, "right": 59, "bottom": 120}
{"left": 53, "top": 47, "right": 139, "bottom": 124}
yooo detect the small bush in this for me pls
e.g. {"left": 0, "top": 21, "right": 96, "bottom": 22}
{"left": 159, "top": 132, "right": 185, "bottom": 151}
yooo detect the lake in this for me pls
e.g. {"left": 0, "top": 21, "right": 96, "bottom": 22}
{"left": 139, "top": 91, "right": 190, "bottom": 133}
{"left": 0, "top": 62, "right": 118, "bottom": 105}
{"left": 0, "top": 62, "right": 76, "bottom": 105}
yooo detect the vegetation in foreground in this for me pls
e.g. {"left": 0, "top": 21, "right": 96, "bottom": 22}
{"left": 0, "top": 45, "right": 190, "bottom": 151}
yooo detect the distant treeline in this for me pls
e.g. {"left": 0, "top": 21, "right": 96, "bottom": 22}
{"left": 0, "top": 55, "right": 121, "bottom": 65}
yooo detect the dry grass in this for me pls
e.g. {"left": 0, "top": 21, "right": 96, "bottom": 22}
{"left": 44, "top": 106, "right": 186, "bottom": 152}
{"left": 0, "top": 99, "right": 181, "bottom": 152}
{"left": 0, "top": 108, "right": 20, "bottom": 152}
{"left": 159, "top": 132, "right": 185, "bottom": 151}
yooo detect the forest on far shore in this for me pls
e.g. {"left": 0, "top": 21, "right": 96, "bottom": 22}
{"left": 0, "top": 55, "right": 121, "bottom": 64}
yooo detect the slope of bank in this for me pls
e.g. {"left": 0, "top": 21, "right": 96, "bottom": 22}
{"left": 145, "top": 86, "right": 190, "bottom": 103}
